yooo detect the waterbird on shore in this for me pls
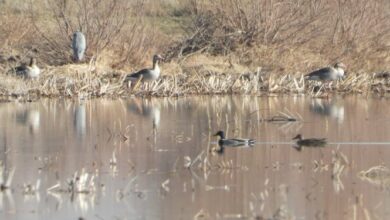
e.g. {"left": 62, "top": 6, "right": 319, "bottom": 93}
{"left": 306, "top": 63, "right": 346, "bottom": 82}
{"left": 72, "top": 31, "right": 86, "bottom": 62}
{"left": 292, "top": 134, "right": 327, "bottom": 151}
{"left": 14, "top": 57, "right": 40, "bottom": 79}
{"left": 124, "top": 54, "right": 164, "bottom": 83}
{"left": 374, "top": 71, "right": 390, "bottom": 79}
{"left": 214, "top": 130, "right": 255, "bottom": 146}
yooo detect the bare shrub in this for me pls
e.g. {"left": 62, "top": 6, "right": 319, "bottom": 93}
{"left": 29, "top": 0, "right": 161, "bottom": 67}
{"left": 168, "top": 0, "right": 327, "bottom": 59}
{"left": 0, "top": 14, "right": 32, "bottom": 48}
{"left": 0, "top": 10, "right": 37, "bottom": 62}
{"left": 168, "top": 0, "right": 390, "bottom": 70}
{"left": 330, "top": 0, "right": 390, "bottom": 50}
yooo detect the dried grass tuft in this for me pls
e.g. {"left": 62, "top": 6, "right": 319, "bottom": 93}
{"left": 1, "top": 63, "right": 389, "bottom": 100}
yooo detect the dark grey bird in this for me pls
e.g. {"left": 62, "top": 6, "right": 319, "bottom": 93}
{"left": 214, "top": 130, "right": 255, "bottom": 146}
{"left": 306, "top": 63, "right": 346, "bottom": 82}
{"left": 14, "top": 57, "right": 40, "bottom": 79}
{"left": 72, "top": 31, "right": 86, "bottom": 62}
{"left": 124, "top": 54, "right": 164, "bottom": 83}
{"left": 292, "top": 134, "right": 327, "bottom": 151}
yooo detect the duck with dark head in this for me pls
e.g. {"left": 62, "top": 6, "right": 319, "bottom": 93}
{"left": 292, "top": 134, "right": 327, "bottom": 151}
{"left": 214, "top": 130, "right": 255, "bottom": 147}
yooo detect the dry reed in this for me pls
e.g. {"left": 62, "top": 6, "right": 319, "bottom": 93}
{"left": 0, "top": 65, "right": 389, "bottom": 100}
{"left": 0, "top": 0, "right": 389, "bottom": 99}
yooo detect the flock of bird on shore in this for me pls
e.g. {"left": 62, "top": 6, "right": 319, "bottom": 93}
{"left": 10, "top": 31, "right": 346, "bottom": 87}
{"left": 9, "top": 31, "right": 341, "bottom": 150}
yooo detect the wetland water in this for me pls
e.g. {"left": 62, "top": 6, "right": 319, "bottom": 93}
{"left": 1, "top": 96, "right": 390, "bottom": 219}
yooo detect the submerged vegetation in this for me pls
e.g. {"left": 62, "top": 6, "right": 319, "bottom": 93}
{"left": 0, "top": 0, "right": 389, "bottom": 99}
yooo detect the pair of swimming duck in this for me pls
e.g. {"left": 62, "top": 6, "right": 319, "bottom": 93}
{"left": 214, "top": 131, "right": 326, "bottom": 148}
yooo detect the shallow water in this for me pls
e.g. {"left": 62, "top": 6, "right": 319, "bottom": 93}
{"left": 1, "top": 95, "right": 390, "bottom": 219}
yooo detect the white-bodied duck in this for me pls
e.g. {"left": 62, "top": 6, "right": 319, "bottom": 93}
{"left": 124, "top": 54, "right": 164, "bottom": 83}
{"left": 214, "top": 130, "right": 255, "bottom": 146}
{"left": 15, "top": 57, "right": 40, "bottom": 79}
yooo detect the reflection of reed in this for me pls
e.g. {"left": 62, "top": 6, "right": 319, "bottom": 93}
{"left": 358, "top": 165, "right": 390, "bottom": 188}
{"left": 184, "top": 96, "right": 262, "bottom": 139}
{"left": 0, "top": 162, "right": 15, "bottom": 212}
{"left": 4, "top": 96, "right": 390, "bottom": 219}
{"left": 47, "top": 168, "right": 97, "bottom": 214}
{"left": 332, "top": 148, "right": 349, "bottom": 193}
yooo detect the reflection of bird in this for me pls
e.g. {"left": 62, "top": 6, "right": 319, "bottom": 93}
{"left": 124, "top": 54, "right": 164, "bottom": 83}
{"left": 72, "top": 31, "right": 86, "bottom": 62}
{"left": 16, "top": 109, "right": 40, "bottom": 134}
{"left": 310, "top": 98, "right": 344, "bottom": 122}
{"left": 292, "top": 134, "right": 326, "bottom": 151}
{"left": 127, "top": 99, "right": 160, "bottom": 129}
{"left": 14, "top": 57, "right": 40, "bottom": 79}
{"left": 214, "top": 130, "right": 255, "bottom": 146}
{"left": 74, "top": 104, "right": 86, "bottom": 137}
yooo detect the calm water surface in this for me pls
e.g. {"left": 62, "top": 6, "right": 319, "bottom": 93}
{"left": 1, "top": 96, "right": 390, "bottom": 220}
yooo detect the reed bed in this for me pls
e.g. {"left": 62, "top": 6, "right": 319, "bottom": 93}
{"left": 0, "top": 0, "right": 388, "bottom": 100}
{"left": 0, "top": 65, "right": 389, "bottom": 100}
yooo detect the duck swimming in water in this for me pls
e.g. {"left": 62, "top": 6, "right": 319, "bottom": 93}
{"left": 292, "top": 134, "right": 327, "bottom": 151}
{"left": 214, "top": 130, "right": 255, "bottom": 146}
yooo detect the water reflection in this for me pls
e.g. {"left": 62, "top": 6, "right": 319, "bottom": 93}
{"left": 73, "top": 103, "right": 86, "bottom": 138}
{"left": 358, "top": 165, "right": 390, "bottom": 188}
{"left": 309, "top": 97, "right": 345, "bottom": 122}
{"left": 15, "top": 104, "right": 41, "bottom": 134}
{"left": 0, "top": 96, "right": 389, "bottom": 219}
{"left": 126, "top": 98, "right": 160, "bottom": 129}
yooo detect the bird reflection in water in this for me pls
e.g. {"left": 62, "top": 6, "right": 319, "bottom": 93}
{"left": 127, "top": 98, "right": 160, "bottom": 130}
{"left": 309, "top": 98, "right": 344, "bottom": 123}
{"left": 126, "top": 98, "right": 161, "bottom": 146}
{"left": 74, "top": 103, "right": 86, "bottom": 138}
{"left": 16, "top": 106, "right": 40, "bottom": 135}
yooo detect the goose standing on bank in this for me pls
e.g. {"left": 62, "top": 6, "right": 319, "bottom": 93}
{"left": 72, "top": 31, "right": 86, "bottom": 62}
{"left": 15, "top": 57, "right": 40, "bottom": 79}
{"left": 124, "top": 54, "right": 164, "bottom": 83}
{"left": 305, "top": 62, "right": 346, "bottom": 85}
{"left": 214, "top": 130, "right": 255, "bottom": 146}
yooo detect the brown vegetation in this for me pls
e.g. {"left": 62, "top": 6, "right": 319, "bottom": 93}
{"left": 168, "top": 0, "right": 390, "bottom": 73}
{"left": 0, "top": 0, "right": 389, "bottom": 98}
